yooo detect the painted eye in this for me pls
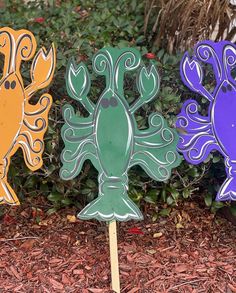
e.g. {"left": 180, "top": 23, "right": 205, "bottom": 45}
{"left": 4, "top": 80, "right": 10, "bottom": 89}
{"left": 101, "top": 98, "right": 109, "bottom": 108}
{"left": 110, "top": 97, "right": 118, "bottom": 107}
{"left": 11, "top": 81, "right": 16, "bottom": 89}
{"left": 227, "top": 84, "right": 232, "bottom": 91}
{"left": 222, "top": 86, "right": 227, "bottom": 93}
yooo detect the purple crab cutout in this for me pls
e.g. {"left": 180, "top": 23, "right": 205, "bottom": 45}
{"left": 176, "top": 40, "right": 236, "bottom": 201}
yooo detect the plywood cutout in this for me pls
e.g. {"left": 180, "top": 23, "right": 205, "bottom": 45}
{"left": 0, "top": 27, "right": 56, "bottom": 205}
{"left": 60, "top": 48, "right": 181, "bottom": 221}
{"left": 176, "top": 40, "right": 236, "bottom": 201}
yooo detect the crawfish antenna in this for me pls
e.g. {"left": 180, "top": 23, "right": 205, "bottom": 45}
{"left": 14, "top": 29, "right": 37, "bottom": 74}
{"left": 0, "top": 28, "right": 14, "bottom": 76}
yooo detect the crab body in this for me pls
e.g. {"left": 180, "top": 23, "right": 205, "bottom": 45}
{"left": 212, "top": 82, "right": 236, "bottom": 158}
{"left": 95, "top": 91, "right": 133, "bottom": 177}
{"left": 61, "top": 48, "right": 181, "bottom": 222}
{"left": 0, "top": 27, "right": 56, "bottom": 205}
{"left": 177, "top": 40, "right": 236, "bottom": 201}
{"left": 0, "top": 73, "right": 24, "bottom": 159}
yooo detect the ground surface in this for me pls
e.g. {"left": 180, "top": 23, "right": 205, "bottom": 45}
{"left": 0, "top": 199, "right": 236, "bottom": 293}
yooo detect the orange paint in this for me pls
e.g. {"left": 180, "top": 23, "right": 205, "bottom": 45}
{"left": 0, "top": 27, "right": 56, "bottom": 205}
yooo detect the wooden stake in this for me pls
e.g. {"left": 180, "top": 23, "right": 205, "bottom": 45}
{"left": 109, "top": 220, "right": 120, "bottom": 293}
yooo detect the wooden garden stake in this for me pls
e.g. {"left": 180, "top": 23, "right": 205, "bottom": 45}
{"left": 109, "top": 220, "right": 120, "bottom": 293}
{"left": 60, "top": 47, "right": 181, "bottom": 290}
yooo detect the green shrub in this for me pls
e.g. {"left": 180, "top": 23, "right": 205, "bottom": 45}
{"left": 0, "top": 0, "right": 229, "bottom": 216}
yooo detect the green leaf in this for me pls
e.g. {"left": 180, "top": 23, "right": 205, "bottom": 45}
{"left": 204, "top": 194, "right": 212, "bottom": 207}
{"left": 183, "top": 189, "right": 191, "bottom": 199}
{"left": 230, "top": 206, "right": 236, "bottom": 217}
{"left": 47, "top": 208, "right": 58, "bottom": 215}
{"left": 159, "top": 208, "right": 171, "bottom": 216}
{"left": 48, "top": 192, "right": 63, "bottom": 202}
{"left": 167, "top": 196, "right": 174, "bottom": 205}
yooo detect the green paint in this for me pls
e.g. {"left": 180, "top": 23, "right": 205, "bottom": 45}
{"left": 60, "top": 47, "right": 181, "bottom": 222}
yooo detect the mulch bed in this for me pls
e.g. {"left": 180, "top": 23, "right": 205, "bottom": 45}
{"left": 0, "top": 199, "right": 236, "bottom": 293}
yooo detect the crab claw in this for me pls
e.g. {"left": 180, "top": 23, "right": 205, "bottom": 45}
{"left": 181, "top": 53, "right": 203, "bottom": 90}
{"left": 66, "top": 59, "right": 90, "bottom": 100}
{"left": 66, "top": 58, "right": 94, "bottom": 114}
{"left": 30, "top": 44, "right": 56, "bottom": 89}
{"left": 131, "top": 65, "right": 160, "bottom": 113}
{"left": 181, "top": 52, "right": 213, "bottom": 101}
{"left": 137, "top": 65, "right": 159, "bottom": 101}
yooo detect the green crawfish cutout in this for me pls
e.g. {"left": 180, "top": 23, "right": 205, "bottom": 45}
{"left": 60, "top": 48, "right": 181, "bottom": 222}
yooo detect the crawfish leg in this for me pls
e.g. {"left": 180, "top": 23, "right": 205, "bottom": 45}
{"left": 60, "top": 105, "right": 100, "bottom": 180}
{"left": 15, "top": 94, "right": 52, "bottom": 171}
{"left": 130, "top": 113, "right": 181, "bottom": 181}
{"left": 60, "top": 138, "right": 100, "bottom": 180}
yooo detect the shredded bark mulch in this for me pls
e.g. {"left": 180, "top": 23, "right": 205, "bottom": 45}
{"left": 0, "top": 199, "right": 235, "bottom": 293}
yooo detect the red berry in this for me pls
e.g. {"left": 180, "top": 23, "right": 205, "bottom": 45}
{"left": 145, "top": 53, "right": 156, "bottom": 59}
{"left": 34, "top": 17, "right": 45, "bottom": 23}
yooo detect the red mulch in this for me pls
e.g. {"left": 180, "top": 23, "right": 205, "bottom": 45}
{"left": 0, "top": 199, "right": 236, "bottom": 293}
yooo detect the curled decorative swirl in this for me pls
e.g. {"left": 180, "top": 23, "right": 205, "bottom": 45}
{"left": 223, "top": 45, "right": 236, "bottom": 80}
{"left": 0, "top": 30, "right": 13, "bottom": 74}
{"left": 196, "top": 44, "right": 222, "bottom": 80}
{"left": 93, "top": 51, "right": 112, "bottom": 76}
{"left": 115, "top": 51, "right": 139, "bottom": 72}
{"left": 60, "top": 151, "right": 97, "bottom": 180}
{"left": 25, "top": 95, "right": 51, "bottom": 117}
{"left": 64, "top": 127, "right": 93, "bottom": 143}
{"left": 62, "top": 138, "right": 94, "bottom": 162}
{"left": 178, "top": 116, "right": 188, "bottom": 128}
{"left": 18, "top": 132, "right": 44, "bottom": 167}
{"left": 63, "top": 106, "right": 93, "bottom": 129}
{"left": 187, "top": 138, "right": 216, "bottom": 162}
{"left": 165, "top": 151, "right": 177, "bottom": 164}
{"left": 153, "top": 151, "right": 177, "bottom": 179}
{"left": 114, "top": 51, "right": 139, "bottom": 91}
{"left": 157, "top": 166, "right": 170, "bottom": 180}
{"left": 179, "top": 132, "right": 213, "bottom": 150}
{"left": 177, "top": 101, "right": 210, "bottom": 130}
{"left": 15, "top": 32, "right": 36, "bottom": 71}
{"left": 135, "top": 114, "right": 175, "bottom": 149}
{"left": 18, "top": 132, "right": 43, "bottom": 154}
{"left": 161, "top": 128, "right": 174, "bottom": 144}
{"left": 23, "top": 117, "right": 46, "bottom": 132}
{"left": 149, "top": 113, "right": 164, "bottom": 130}
{"left": 135, "top": 114, "right": 164, "bottom": 138}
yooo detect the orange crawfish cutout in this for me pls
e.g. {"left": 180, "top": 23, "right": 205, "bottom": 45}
{"left": 0, "top": 27, "right": 56, "bottom": 205}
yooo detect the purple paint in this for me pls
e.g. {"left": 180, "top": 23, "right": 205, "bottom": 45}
{"left": 176, "top": 40, "right": 236, "bottom": 201}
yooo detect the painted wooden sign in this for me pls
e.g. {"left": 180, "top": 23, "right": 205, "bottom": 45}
{"left": 176, "top": 40, "right": 236, "bottom": 201}
{"left": 0, "top": 27, "right": 56, "bottom": 205}
{"left": 60, "top": 47, "right": 181, "bottom": 222}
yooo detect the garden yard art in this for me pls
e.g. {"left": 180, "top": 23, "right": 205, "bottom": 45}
{"left": 177, "top": 40, "right": 236, "bottom": 202}
{"left": 60, "top": 47, "right": 181, "bottom": 292}
{"left": 0, "top": 27, "right": 56, "bottom": 205}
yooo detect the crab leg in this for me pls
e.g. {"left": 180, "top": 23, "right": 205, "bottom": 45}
{"left": 10, "top": 94, "right": 52, "bottom": 171}
{"left": 130, "top": 113, "right": 180, "bottom": 181}
{"left": 176, "top": 100, "right": 222, "bottom": 164}
{"left": 60, "top": 141, "right": 100, "bottom": 180}
{"left": 62, "top": 105, "right": 94, "bottom": 130}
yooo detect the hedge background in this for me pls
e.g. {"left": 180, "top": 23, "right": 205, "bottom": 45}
{"left": 0, "top": 0, "right": 233, "bottom": 218}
